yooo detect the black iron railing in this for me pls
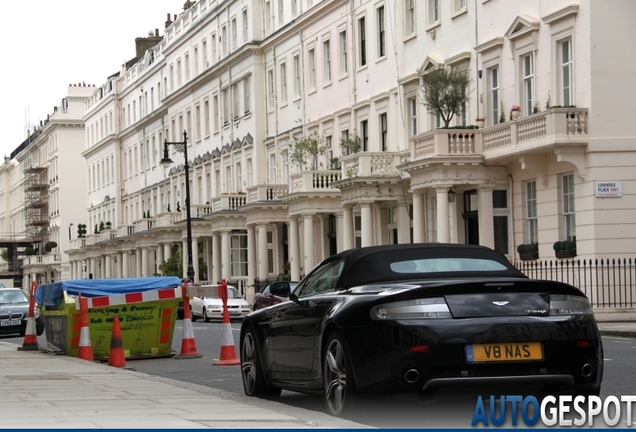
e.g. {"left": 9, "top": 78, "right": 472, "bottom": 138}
{"left": 515, "top": 258, "right": 636, "bottom": 308}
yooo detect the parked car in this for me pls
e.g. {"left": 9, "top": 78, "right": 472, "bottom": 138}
{"left": 253, "top": 281, "right": 298, "bottom": 311}
{"left": 190, "top": 285, "right": 251, "bottom": 322}
{"left": 240, "top": 243, "right": 603, "bottom": 417}
{"left": 0, "top": 288, "right": 44, "bottom": 336}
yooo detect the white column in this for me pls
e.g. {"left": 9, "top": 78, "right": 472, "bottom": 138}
{"left": 397, "top": 201, "right": 412, "bottom": 244}
{"left": 247, "top": 225, "right": 256, "bottom": 287}
{"left": 412, "top": 191, "right": 425, "bottom": 243}
{"left": 157, "top": 243, "right": 164, "bottom": 271}
{"left": 343, "top": 206, "right": 354, "bottom": 251}
{"left": 221, "top": 231, "right": 230, "bottom": 281}
{"left": 192, "top": 237, "right": 200, "bottom": 284}
{"left": 141, "top": 247, "right": 148, "bottom": 277}
{"left": 303, "top": 214, "right": 315, "bottom": 272}
{"left": 90, "top": 258, "right": 96, "bottom": 279}
{"left": 289, "top": 216, "right": 300, "bottom": 281}
{"left": 258, "top": 225, "right": 268, "bottom": 282}
{"left": 212, "top": 232, "right": 221, "bottom": 283}
{"left": 105, "top": 255, "right": 111, "bottom": 279}
{"left": 164, "top": 243, "right": 172, "bottom": 260}
{"left": 122, "top": 252, "right": 129, "bottom": 278}
{"left": 336, "top": 212, "right": 344, "bottom": 252}
{"left": 478, "top": 186, "right": 495, "bottom": 250}
{"left": 203, "top": 238, "right": 211, "bottom": 283}
{"left": 436, "top": 187, "right": 450, "bottom": 243}
{"left": 182, "top": 240, "right": 188, "bottom": 279}
{"left": 360, "top": 203, "right": 373, "bottom": 247}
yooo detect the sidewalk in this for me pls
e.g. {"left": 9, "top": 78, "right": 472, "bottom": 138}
{"left": 0, "top": 341, "right": 367, "bottom": 429}
{"left": 594, "top": 308, "right": 636, "bottom": 338}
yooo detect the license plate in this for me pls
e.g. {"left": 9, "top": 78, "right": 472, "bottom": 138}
{"left": 466, "top": 342, "right": 543, "bottom": 362}
{"left": 230, "top": 310, "right": 240, "bottom": 315}
{"left": 1, "top": 320, "right": 21, "bottom": 327}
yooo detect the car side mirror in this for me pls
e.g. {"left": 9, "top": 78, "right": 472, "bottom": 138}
{"left": 289, "top": 293, "right": 317, "bottom": 308}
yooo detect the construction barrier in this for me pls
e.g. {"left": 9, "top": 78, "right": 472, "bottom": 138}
{"left": 174, "top": 282, "right": 202, "bottom": 359}
{"left": 17, "top": 282, "right": 40, "bottom": 352}
{"left": 76, "top": 294, "right": 94, "bottom": 361}
{"left": 107, "top": 315, "right": 127, "bottom": 368}
{"left": 36, "top": 277, "right": 181, "bottom": 361}
{"left": 213, "top": 279, "right": 240, "bottom": 366}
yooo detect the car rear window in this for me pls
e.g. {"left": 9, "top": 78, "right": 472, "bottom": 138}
{"left": 390, "top": 258, "right": 508, "bottom": 274}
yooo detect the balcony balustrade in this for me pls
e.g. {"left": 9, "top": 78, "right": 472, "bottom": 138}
{"left": 134, "top": 219, "right": 155, "bottom": 232}
{"left": 210, "top": 194, "right": 248, "bottom": 212}
{"left": 290, "top": 170, "right": 341, "bottom": 193}
{"left": 246, "top": 185, "right": 289, "bottom": 203}
{"left": 340, "top": 152, "right": 405, "bottom": 178}
{"left": 116, "top": 225, "right": 135, "bottom": 237}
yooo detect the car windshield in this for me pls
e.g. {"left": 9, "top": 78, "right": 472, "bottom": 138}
{"left": 390, "top": 258, "right": 508, "bottom": 274}
{"left": 202, "top": 286, "right": 243, "bottom": 299}
{"left": 0, "top": 290, "right": 29, "bottom": 305}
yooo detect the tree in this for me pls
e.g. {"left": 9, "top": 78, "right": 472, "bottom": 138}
{"left": 419, "top": 67, "right": 471, "bottom": 128}
{"left": 339, "top": 133, "right": 362, "bottom": 156}
{"left": 289, "top": 132, "right": 327, "bottom": 171}
{"left": 159, "top": 250, "right": 182, "bottom": 277}
{"left": 77, "top": 224, "right": 87, "bottom": 238}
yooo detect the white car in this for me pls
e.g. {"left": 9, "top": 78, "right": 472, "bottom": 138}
{"left": 190, "top": 285, "right": 251, "bottom": 322}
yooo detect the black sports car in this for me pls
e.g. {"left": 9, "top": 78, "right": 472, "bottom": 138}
{"left": 239, "top": 243, "right": 603, "bottom": 417}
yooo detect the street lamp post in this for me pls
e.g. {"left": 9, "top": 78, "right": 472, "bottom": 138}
{"left": 161, "top": 131, "right": 195, "bottom": 282}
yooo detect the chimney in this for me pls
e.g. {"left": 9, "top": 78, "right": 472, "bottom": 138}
{"left": 155, "top": 28, "right": 159, "bottom": 37}
{"left": 165, "top": 13, "right": 173, "bottom": 28}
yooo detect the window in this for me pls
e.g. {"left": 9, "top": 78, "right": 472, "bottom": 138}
{"left": 522, "top": 53, "right": 534, "bottom": 115}
{"left": 282, "top": 150, "right": 289, "bottom": 183}
{"left": 222, "top": 89, "right": 229, "bottom": 124}
{"left": 490, "top": 67, "right": 500, "bottom": 125}
{"left": 195, "top": 105, "right": 201, "bottom": 140}
{"left": 247, "top": 158, "right": 253, "bottom": 187}
{"left": 428, "top": 0, "right": 439, "bottom": 25}
{"left": 361, "top": 119, "right": 368, "bottom": 151}
{"left": 296, "top": 259, "right": 344, "bottom": 297}
{"left": 194, "top": 48, "right": 199, "bottom": 75}
{"left": 377, "top": 6, "right": 385, "bottom": 58}
{"left": 232, "top": 84, "right": 239, "bottom": 120}
{"left": 560, "top": 39, "right": 573, "bottom": 106}
{"left": 231, "top": 18, "right": 237, "bottom": 50}
{"left": 267, "top": 231, "right": 274, "bottom": 273}
{"left": 226, "top": 166, "right": 232, "bottom": 193}
{"left": 265, "top": 1, "right": 272, "bottom": 34}
{"left": 269, "top": 153, "right": 277, "bottom": 182}
{"left": 185, "top": 54, "right": 190, "bottom": 81}
{"left": 202, "top": 40, "right": 208, "bottom": 67}
{"left": 309, "top": 49, "right": 316, "bottom": 89}
{"left": 230, "top": 231, "right": 248, "bottom": 277}
{"left": 326, "top": 135, "right": 333, "bottom": 167}
{"left": 562, "top": 174, "right": 575, "bottom": 241}
{"left": 526, "top": 180, "right": 538, "bottom": 244}
{"left": 177, "top": 60, "right": 182, "bottom": 86}
{"left": 292, "top": 0, "right": 298, "bottom": 18}
{"left": 493, "top": 190, "right": 509, "bottom": 255}
{"left": 293, "top": 55, "right": 301, "bottom": 98}
{"left": 339, "top": 31, "right": 348, "bottom": 74}
{"left": 243, "top": 76, "right": 251, "bottom": 114}
{"left": 323, "top": 40, "right": 331, "bottom": 82}
{"left": 213, "top": 95, "right": 219, "bottom": 131}
{"left": 358, "top": 17, "right": 366, "bottom": 66}
{"left": 406, "top": 0, "right": 415, "bottom": 36}
{"left": 221, "top": 26, "right": 227, "bottom": 57}
{"left": 236, "top": 163, "right": 242, "bottom": 192}
{"left": 408, "top": 97, "right": 417, "bottom": 136}
{"left": 379, "top": 113, "right": 388, "bottom": 151}
{"left": 454, "top": 0, "right": 466, "bottom": 13}
{"left": 278, "top": 0, "right": 284, "bottom": 27}
{"left": 211, "top": 33, "right": 217, "bottom": 61}
{"left": 268, "top": 70, "right": 275, "bottom": 108}
{"left": 242, "top": 10, "right": 248, "bottom": 42}
{"left": 204, "top": 100, "right": 210, "bottom": 136}
{"left": 280, "top": 63, "right": 288, "bottom": 104}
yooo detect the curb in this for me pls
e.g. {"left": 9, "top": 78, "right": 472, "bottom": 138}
{"left": 599, "top": 329, "right": 636, "bottom": 338}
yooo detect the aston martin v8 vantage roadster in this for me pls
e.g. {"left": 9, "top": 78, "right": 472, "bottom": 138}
{"left": 239, "top": 244, "right": 603, "bottom": 417}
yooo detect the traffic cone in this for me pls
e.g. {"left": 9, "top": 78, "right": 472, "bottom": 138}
{"left": 18, "top": 282, "right": 39, "bottom": 352}
{"left": 77, "top": 294, "right": 94, "bottom": 361}
{"left": 214, "top": 279, "right": 240, "bottom": 366}
{"left": 174, "top": 282, "right": 203, "bottom": 359}
{"left": 107, "top": 315, "right": 126, "bottom": 368}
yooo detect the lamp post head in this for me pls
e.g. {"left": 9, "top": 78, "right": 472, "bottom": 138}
{"left": 161, "top": 140, "right": 174, "bottom": 168}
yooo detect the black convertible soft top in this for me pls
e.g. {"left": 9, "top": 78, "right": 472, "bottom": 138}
{"left": 332, "top": 243, "right": 526, "bottom": 288}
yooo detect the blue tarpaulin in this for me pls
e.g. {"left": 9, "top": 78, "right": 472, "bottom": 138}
{"left": 35, "top": 277, "right": 183, "bottom": 308}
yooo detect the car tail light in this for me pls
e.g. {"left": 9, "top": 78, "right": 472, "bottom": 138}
{"left": 576, "top": 340, "right": 592, "bottom": 348}
{"left": 373, "top": 298, "right": 451, "bottom": 320}
{"left": 549, "top": 294, "right": 593, "bottom": 316}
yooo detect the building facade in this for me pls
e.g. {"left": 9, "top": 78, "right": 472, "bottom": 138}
{"left": 6, "top": 0, "right": 633, "bottom": 305}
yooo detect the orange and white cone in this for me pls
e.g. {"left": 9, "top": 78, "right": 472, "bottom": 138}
{"left": 174, "top": 282, "right": 202, "bottom": 359}
{"left": 18, "top": 282, "right": 39, "bottom": 352}
{"left": 107, "top": 315, "right": 126, "bottom": 368}
{"left": 77, "top": 294, "right": 94, "bottom": 361}
{"left": 214, "top": 279, "right": 240, "bottom": 366}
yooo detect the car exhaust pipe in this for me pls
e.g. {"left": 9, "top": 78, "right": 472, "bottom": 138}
{"left": 581, "top": 363, "right": 594, "bottom": 378}
{"left": 404, "top": 369, "right": 419, "bottom": 384}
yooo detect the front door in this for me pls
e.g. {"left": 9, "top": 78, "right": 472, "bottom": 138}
{"left": 463, "top": 190, "right": 479, "bottom": 245}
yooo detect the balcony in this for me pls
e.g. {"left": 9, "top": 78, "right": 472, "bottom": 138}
{"left": 134, "top": 219, "right": 155, "bottom": 232}
{"left": 410, "top": 129, "right": 483, "bottom": 165}
{"left": 155, "top": 212, "right": 183, "bottom": 227}
{"left": 117, "top": 225, "right": 135, "bottom": 237}
{"left": 210, "top": 194, "right": 248, "bottom": 212}
{"left": 340, "top": 152, "right": 407, "bottom": 179}
{"left": 192, "top": 204, "right": 213, "bottom": 217}
{"left": 290, "top": 170, "right": 342, "bottom": 194}
{"left": 23, "top": 254, "right": 62, "bottom": 266}
{"left": 481, "top": 108, "right": 588, "bottom": 161}
{"left": 247, "top": 185, "right": 289, "bottom": 204}
{"left": 99, "top": 228, "right": 116, "bottom": 242}
{"left": 70, "top": 238, "right": 86, "bottom": 250}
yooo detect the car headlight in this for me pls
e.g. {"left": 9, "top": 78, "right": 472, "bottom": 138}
{"left": 373, "top": 298, "right": 452, "bottom": 320}
{"left": 549, "top": 294, "right": 593, "bottom": 315}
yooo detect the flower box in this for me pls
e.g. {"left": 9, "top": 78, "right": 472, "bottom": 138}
{"left": 519, "top": 252, "right": 539, "bottom": 261}
{"left": 555, "top": 249, "right": 577, "bottom": 259}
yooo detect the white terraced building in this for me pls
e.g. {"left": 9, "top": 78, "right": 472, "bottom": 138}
{"left": 3, "top": 0, "right": 635, "bottom": 308}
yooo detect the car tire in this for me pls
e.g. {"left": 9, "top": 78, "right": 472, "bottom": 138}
{"left": 191, "top": 306, "right": 198, "bottom": 322}
{"left": 323, "top": 331, "right": 361, "bottom": 417}
{"left": 203, "top": 308, "right": 210, "bottom": 323}
{"left": 241, "top": 326, "right": 281, "bottom": 399}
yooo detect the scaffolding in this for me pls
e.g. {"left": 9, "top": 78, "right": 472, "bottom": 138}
{"left": 23, "top": 148, "right": 48, "bottom": 242}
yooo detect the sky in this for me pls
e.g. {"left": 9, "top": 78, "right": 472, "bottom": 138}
{"left": 0, "top": 0, "right": 181, "bottom": 158}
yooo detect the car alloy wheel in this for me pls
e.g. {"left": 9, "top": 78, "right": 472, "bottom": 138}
{"left": 323, "top": 331, "right": 359, "bottom": 416}
{"left": 240, "top": 327, "right": 281, "bottom": 398}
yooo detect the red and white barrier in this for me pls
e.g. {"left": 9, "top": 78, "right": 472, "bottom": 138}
{"left": 74, "top": 287, "right": 181, "bottom": 309}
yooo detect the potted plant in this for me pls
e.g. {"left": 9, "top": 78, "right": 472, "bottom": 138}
{"left": 553, "top": 239, "right": 577, "bottom": 258}
{"left": 517, "top": 243, "right": 538, "bottom": 260}
{"left": 475, "top": 115, "right": 486, "bottom": 129}
{"left": 44, "top": 241, "right": 58, "bottom": 252}
{"left": 510, "top": 104, "right": 521, "bottom": 120}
